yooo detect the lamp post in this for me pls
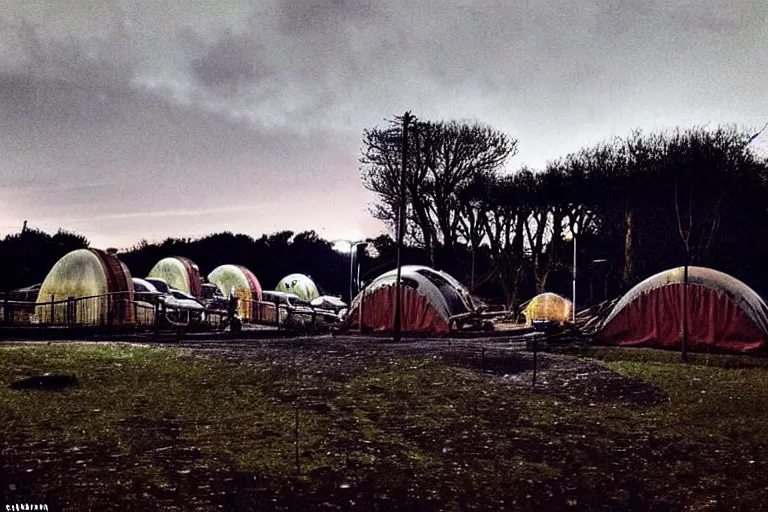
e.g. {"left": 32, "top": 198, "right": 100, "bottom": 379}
{"left": 564, "top": 228, "right": 578, "bottom": 323}
{"left": 332, "top": 240, "right": 367, "bottom": 303}
{"left": 572, "top": 233, "right": 577, "bottom": 322}
{"left": 379, "top": 112, "right": 413, "bottom": 340}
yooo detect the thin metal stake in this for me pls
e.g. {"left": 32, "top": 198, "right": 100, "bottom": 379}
{"left": 532, "top": 336, "right": 538, "bottom": 389}
{"left": 682, "top": 263, "right": 689, "bottom": 362}
{"left": 293, "top": 343, "right": 301, "bottom": 476}
{"left": 295, "top": 405, "right": 301, "bottom": 475}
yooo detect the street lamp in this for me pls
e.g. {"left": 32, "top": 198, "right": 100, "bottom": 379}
{"left": 332, "top": 240, "right": 368, "bottom": 303}
{"left": 564, "top": 227, "right": 578, "bottom": 323}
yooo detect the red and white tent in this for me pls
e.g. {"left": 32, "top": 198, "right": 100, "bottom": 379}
{"left": 345, "top": 265, "right": 474, "bottom": 334}
{"left": 597, "top": 266, "right": 768, "bottom": 353}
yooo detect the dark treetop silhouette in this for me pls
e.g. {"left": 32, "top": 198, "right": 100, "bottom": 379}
{"left": 3, "top": 121, "right": 767, "bottom": 311}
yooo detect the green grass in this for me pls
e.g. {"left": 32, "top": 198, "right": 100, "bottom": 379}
{"left": 2, "top": 343, "right": 768, "bottom": 510}
{"left": 603, "top": 351, "right": 768, "bottom": 445}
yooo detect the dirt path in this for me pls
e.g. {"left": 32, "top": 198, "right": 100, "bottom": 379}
{"left": 171, "top": 335, "right": 666, "bottom": 406}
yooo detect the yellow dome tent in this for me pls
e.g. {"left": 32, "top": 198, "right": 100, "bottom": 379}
{"left": 523, "top": 293, "right": 572, "bottom": 326}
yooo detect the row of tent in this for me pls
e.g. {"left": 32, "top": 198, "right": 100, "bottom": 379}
{"left": 20, "top": 247, "right": 768, "bottom": 354}
{"left": 31, "top": 249, "right": 326, "bottom": 324}
{"left": 523, "top": 266, "right": 768, "bottom": 354}
{"left": 143, "top": 254, "right": 322, "bottom": 307}
{"left": 28, "top": 249, "right": 476, "bottom": 331}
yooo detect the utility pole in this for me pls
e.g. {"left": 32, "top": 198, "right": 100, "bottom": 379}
{"left": 393, "top": 112, "right": 411, "bottom": 342}
{"left": 682, "top": 262, "right": 689, "bottom": 361}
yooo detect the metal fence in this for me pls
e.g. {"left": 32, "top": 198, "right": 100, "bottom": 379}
{"left": 240, "top": 298, "right": 341, "bottom": 332}
{"left": 0, "top": 292, "right": 226, "bottom": 331}
{"left": 0, "top": 292, "right": 340, "bottom": 333}
{"left": 1, "top": 292, "right": 137, "bottom": 327}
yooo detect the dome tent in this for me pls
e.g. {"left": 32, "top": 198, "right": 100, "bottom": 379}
{"left": 147, "top": 256, "right": 202, "bottom": 296}
{"left": 275, "top": 273, "right": 320, "bottom": 302}
{"left": 523, "top": 293, "right": 572, "bottom": 326}
{"left": 208, "top": 264, "right": 263, "bottom": 321}
{"left": 598, "top": 266, "right": 768, "bottom": 353}
{"left": 35, "top": 248, "right": 135, "bottom": 325}
{"left": 345, "top": 265, "right": 474, "bottom": 334}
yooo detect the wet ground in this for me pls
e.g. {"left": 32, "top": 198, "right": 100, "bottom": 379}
{"left": 5, "top": 336, "right": 740, "bottom": 511}
{"left": 173, "top": 335, "right": 667, "bottom": 407}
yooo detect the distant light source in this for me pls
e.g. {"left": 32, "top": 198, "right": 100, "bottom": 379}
{"left": 332, "top": 239, "right": 369, "bottom": 304}
{"left": 592, "top": 259, "right": 608, "bottom": 264}
{"left": 333, "top": 240, "right": 353, "bottom": 254}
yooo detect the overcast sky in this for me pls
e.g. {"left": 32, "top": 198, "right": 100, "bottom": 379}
{"left": 1, "top": 0, "right": 766, "bottom": 248}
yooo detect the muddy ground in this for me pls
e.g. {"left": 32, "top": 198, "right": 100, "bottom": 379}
{"left": 173, "top": 335, "right": 666, "bottom": 407}
{"left": 6, "top": 336, "right": 761, "bottom": 511}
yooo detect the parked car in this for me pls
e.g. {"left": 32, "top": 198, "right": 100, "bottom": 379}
{"left": 531, "top": 319, "right": 560, "bottom": 333}
{"left": 132, "top": 278, "right": 165, "bottom": 305}
{"left": 162, "top": 288, "right": 205, "bottom": 325}
{"left": 131, "top": 278, "right": 163, "bottom": 325}
{"left": 9, "top": 283, "right": 42, "bottom": 302}
{"left": 145, "top": 277, "right": 172, "bottom": 295}
{"left": 200, "top": 283, "right": 228, "bottom": 311}
{"left": 167, "top": 289, "right": 205, "bottom": 311}
{"left": 140, "top": 277, "right": 206, "bottom": 324}
{"left": 310, "top": 295, "right": 347, "bottom": 312}
{"left": 262, "top": 290, "right": 309, "bottom": 308}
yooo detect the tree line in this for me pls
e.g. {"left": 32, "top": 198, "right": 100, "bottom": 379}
{"left": 0, "top": 227, "right": 396, "bottom": 302}
{"left": 2, "top": 118, "right": 766, "bottom": 312}
{"left": 0, "top": 229, "right": 348, "bottom": 299}
{"left": 362, "top": 117, "right": 768, "bottom": 310}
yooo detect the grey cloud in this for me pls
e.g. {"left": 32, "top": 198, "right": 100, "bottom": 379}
{"left": 188, "top": 30, "right": 270, "bottom": 92}
{"left": 0, "top": 0, "right": 766, "bottom": 247}
{"left": 278, "top": 0, "right": 379, "bottom": 34}
{"left": 665, "top": 0, "right": 766, "bottom": 33}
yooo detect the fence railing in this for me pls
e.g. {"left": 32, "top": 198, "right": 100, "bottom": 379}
{"left": 0, "top": 292, "right": 341, "bottom": 333}
{"left": 0, "top": 291, "right": 138, "bottom": 327}
{"left": 239, "top": 298, "right": 341, "bottom": 331}
{"left": 0, "top": 291, "right": 227, "bottom": 331}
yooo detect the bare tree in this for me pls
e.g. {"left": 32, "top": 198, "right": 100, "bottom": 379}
{"left": 477, "top": 171, "right": 531, "bottom": 309}
{"left": 361, "top": 116, "right": 517, "bottom": 267}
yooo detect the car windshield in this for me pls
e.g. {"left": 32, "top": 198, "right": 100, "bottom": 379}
{"left": 202, "top": 285, "right": 222, "bottom": 299}
{"left": 147, "top": 280, "right": 169, "bottom": 293}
